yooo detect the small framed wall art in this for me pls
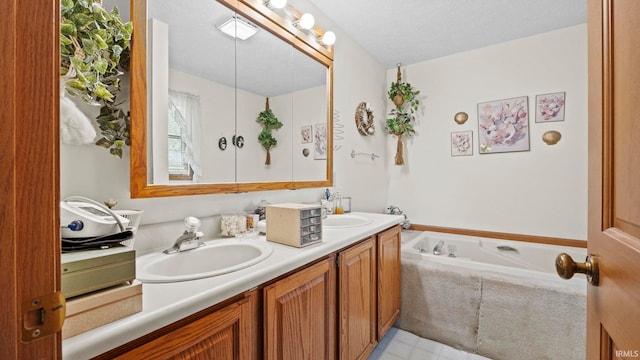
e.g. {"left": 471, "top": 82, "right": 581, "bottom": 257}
{"left": 451, "top": 131, "right": 473, "bottom": 157}
{"left": 535, "top": 92, "right": 565, "bottom": 123}
{"left": 300, "top": 125, "right": 312, "bottom": 143}
{"left": 477, "top": 96, "right": 530, "bottom": 154}
{"left": 313, "top": 123, "right": 327, "bottom": 160}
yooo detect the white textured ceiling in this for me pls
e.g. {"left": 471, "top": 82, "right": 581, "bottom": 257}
{"left": 108, "top": 0, "right": 587, "bottom": 92}
{"left": 304, "top": 0, "right": 587, "bottom": 68}
{"left": 148, "top": 0, "right": 325, "bottom": 97}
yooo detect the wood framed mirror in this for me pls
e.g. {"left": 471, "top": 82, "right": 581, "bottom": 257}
{"left": 130, "top": 0, "right": 333, "bottom": 197}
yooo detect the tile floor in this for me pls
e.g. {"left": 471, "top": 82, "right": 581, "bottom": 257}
{"left": 369, "top": 327, "right": 492, "bottom": 360}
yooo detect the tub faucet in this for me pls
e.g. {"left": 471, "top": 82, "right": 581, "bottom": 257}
{"left": 433, "top": 240, "right": 445, "bottom": 255}
{"left": 163, "top": 217, "right": 205, "bottom": 254}
{"left": 447, "top": 244, "right": 457, "bottom": 258}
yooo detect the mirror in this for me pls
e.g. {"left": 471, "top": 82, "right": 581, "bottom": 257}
{"left": 130, "top": 0, "right": 333, "bottom": 197}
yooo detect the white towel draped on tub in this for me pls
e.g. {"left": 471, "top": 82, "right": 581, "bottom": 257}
{"left": 397, "top": 258, "right": 482, "bottom": 351}
{"left": 397, "top": 255, "right": 586, "bottom": 360}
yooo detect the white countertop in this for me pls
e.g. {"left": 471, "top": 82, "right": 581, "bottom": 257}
{"left": 62, "top": 212, "right": 404, "bottom": 359}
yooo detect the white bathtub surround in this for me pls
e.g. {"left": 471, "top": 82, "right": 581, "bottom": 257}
{"left": 397, "top": 231, "right": 586, "bottom": 360}
{"left": 407, "top": 231, "right": 586, "bottom": 274}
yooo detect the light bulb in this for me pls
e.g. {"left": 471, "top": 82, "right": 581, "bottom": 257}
{"left": 320, "top": 31, "right": 336, "bottom": 46}
{"left": 266, "top": 0, "right": 287, "bottom": 9}
{"left": 296, "top": 13, "right": 315, "bottom": 30}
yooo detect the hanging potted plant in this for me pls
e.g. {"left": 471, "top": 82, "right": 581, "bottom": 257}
{"left": 60, "top": 0, "right": 133, "bottom": 158}
{"left": 386, "top": 64, "right": 421, "bottom": 165}
{"left": 256, "top": 98, "right": 283, "bottom": 165}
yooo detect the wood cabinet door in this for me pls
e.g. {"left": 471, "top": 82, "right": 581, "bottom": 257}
{"left": 1, "top": 0, "right": 62, "bottom": 358}
{"left": 338, "top": 237, "right": 377, "bottom": 360}
{"left": 114, "top": 292, "right": 258, "bottom": 360}
{"left": 264, "top": 257, "right": 336, "bottom": 360}
{"left": 586, "top": 0, "right": 640, "bottom": 357}
{"left": 377, "top": 225, "right": 401, "bottom": 340}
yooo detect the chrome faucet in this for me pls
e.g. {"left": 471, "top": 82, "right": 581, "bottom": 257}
{"left": 163, "top": 217, "right": 205, "bottom": 254}
{"left": 432, "top": 240, "right": 445, "bottom": 255}
{"left": 320, "top": 199, "right": 332, "bottom": 219}
{"left": 386, "top": 205, "right": 411, "bottom": 229}
{"left": 447, "top": 244, "right": 457, "bottom": 258}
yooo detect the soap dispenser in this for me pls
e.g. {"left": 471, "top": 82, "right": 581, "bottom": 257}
{"left": 333, "top": 193, "right": 344, "bottom": 214}
{"left": 255, "top": 199, "right": 270, "bottom": 220}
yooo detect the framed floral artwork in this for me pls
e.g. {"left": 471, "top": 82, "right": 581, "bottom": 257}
{"left": 477, "top": 96, "right": 530, "bottom": 154}
{"left": 313, "top": 123, "right": 327, "bottom": 160}
{"left": 451, "top": 131, "right": 473, "bottom": 157}
{"left": 300, "top": 125, "right": 312, "bottom": 143}
{"left": 535, "top": 92, "right": 565, "bottom": 123}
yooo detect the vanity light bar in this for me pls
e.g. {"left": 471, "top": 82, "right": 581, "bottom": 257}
{"left": 218, "top": 16, "right": 259, "bottom": 40}
{"left": 264, "top": 0, "right": 287, "bottom": 9}
{"left": 293, "top": 13, "right": 315, "bottom": 30}
{"left": 317, "top": 31, "right": 336, "bottom": 46}
{"left": 259, "top": 0, "right": 336, "bottom": 48}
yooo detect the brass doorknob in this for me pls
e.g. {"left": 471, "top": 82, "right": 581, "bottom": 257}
{"left": 555, "top": 253, "right": 599, "bottom": 286}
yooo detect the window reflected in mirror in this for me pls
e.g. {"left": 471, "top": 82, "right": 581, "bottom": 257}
{"left": 167, "top": 91, "right": 199, "bottom": 182}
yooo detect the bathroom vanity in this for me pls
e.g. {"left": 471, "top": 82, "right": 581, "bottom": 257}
{"left": 63, "top": 213, "right": 403, "bottom": 360}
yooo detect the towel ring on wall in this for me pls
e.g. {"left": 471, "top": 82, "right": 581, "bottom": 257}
{"left": 355, "top": 102, "right": 375, "bottom": 136}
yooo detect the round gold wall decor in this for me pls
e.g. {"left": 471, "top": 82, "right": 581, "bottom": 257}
{"left": 542, "top": 130, "right": 562, "bottom": 145}
{"left": 454, "top": 112, "right": 468, "bottom": 125}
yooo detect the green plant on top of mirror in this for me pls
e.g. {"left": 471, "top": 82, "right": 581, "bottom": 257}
{"left": 60, "top": 0, "right": 133, "bottom": 158}
{"left": 257, "top": 98, "right": 283, "bottom": 165}
{"left": 386, "top": 64, "right": 421, "bottom": 165}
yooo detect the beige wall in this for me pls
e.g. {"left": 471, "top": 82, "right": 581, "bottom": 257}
{"left": 60, "top": 1, "right": 588, "bottom": 241}
{"left": 386, "top": 25, "right": 588, "bottom": 240}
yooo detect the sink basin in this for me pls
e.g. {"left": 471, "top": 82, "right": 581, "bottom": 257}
{"left": 136, "top": 239, "right": 273, "bottom": 283}
{"left": 323, "top": 214, "right": 372, "bottom": 229}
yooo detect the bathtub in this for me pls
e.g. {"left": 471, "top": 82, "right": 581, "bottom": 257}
{"left": 404, "top": 231, "right": 587, "bottom": 280}
{"left": 397, "top": 231, "right": 587, "bottom": 360}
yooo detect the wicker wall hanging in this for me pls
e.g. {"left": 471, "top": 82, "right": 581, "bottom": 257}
{"left": 355, "top": 102, "right": 375, "bottom": 136}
